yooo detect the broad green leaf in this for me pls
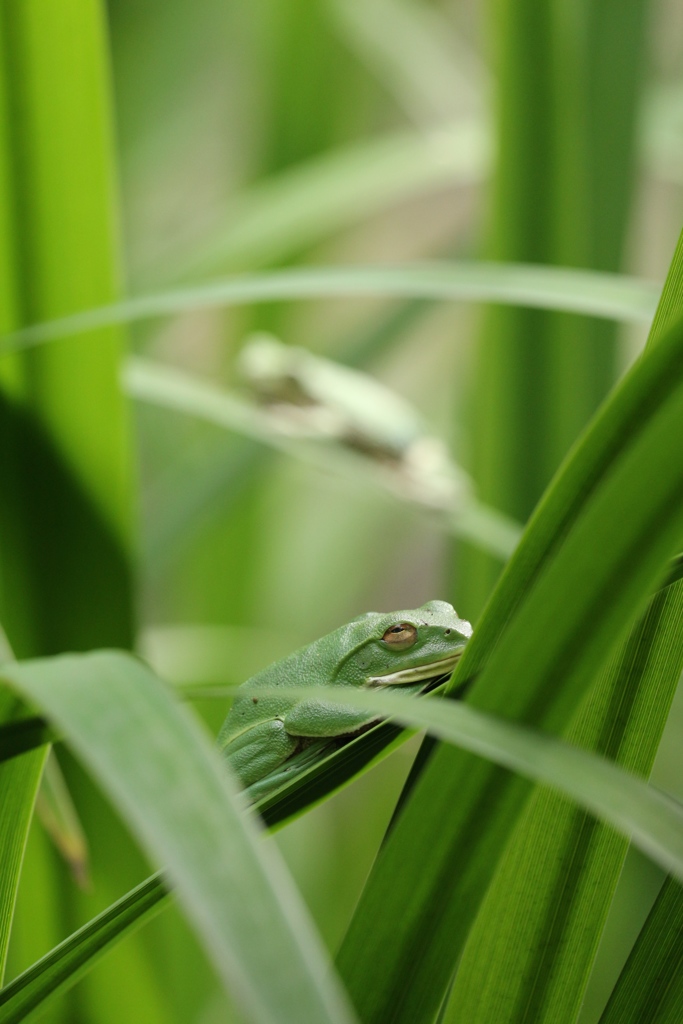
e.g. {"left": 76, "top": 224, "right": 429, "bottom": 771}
{"left": 0, "top": 652, "right": 355, "bottom": 1024}
{"left": 442, "top": 204, "right": 683, "bottom": 1022}
{"left": 0, "top": 692, "right": 47, "bottom": 983}
{"left": 335, "top": 295, "right": 683, "bottom": 1019}
{"left": 0, "top": 0, "right": 134, "bottom": 658}
{"left": 444, "top": 583, "right": 683, "bottom": 1024}
{"left": 599, "top": 876, "right": 683, "bottom": 1024}
{"left": 249, "top": 682, "right": 683, "bottom": 880}
{"left": 0, "top": 9, "right": 136, "bottom": 1019}
{"left": 0, "top": 715, "right": 411, "bottom": 1024}
{"left": 7, "top": 670, "right": 683, "bottom": 1024}
{"left": 0, "top": 262, "right": 659, "bottom": 355}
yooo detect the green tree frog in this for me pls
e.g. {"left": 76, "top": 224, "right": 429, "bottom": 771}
{"left": 236, "top": 333, "right": 473, "bottom": 515}
{"left": 218, "top": 600, "right": 472, "bottom": 787}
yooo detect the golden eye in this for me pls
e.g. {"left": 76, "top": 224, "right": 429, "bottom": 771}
{"left": 381, "top": 622, "right": 418, "bottom": 649}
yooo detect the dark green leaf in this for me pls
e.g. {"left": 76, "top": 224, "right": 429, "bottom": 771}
{"left": 0, "top": 716, "right": 52, "bottom": 765}
{"left": 0, "top": 693, "right": 47, "bottom": 982}
{"left": 443, "top": 583, "right": 683, "bottom": 1023}
{"left": 336, "top": 255, "right": 683, "bottom": 1022}
{"left": 599, "top": 876, "right": 683, "bottom": 1024}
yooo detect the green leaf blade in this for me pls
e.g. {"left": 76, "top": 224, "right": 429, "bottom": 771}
{"left": 247, "top": 684, "right": 683, "bottom": 883}
{"left": 0, "top": 874, "right": 168, "bottom": 1024}
{"left": 335, "top": 263, "right": 683, "bottom": 1021}
{"left": 599, "top": 876, "right": 683, "bottom": 1024}
{"left": 443, "top": 583, "right": 683, "bottom": 1024}
{"left": 0, "top": 652, "right": 356, "bottom": 1024}
{"left": 0, "top": 262, "right": 660, "bottom": 354}
{"left": 8, "top": 666, "right": 683, "bottom": 1024}
{"left": 0, "top": 691, "right": 47, "bottom": 983}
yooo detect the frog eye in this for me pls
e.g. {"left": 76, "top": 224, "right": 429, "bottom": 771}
{"left": 382, "top": 622, "right": 418, "bottom": 649}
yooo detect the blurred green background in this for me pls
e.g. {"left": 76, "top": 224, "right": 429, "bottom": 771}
{"left": 3, "top": 0, "right": 683, "bottom": 1020}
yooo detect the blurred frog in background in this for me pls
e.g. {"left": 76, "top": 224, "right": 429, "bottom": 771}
{"left": 237, "top": 333, "right": 471, "bottom": 509}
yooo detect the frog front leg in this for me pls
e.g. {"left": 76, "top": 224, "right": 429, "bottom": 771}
{"left": 283, "top": 699, "right": 378, "bottom": 739}
{"left": 223, "top": 719, "right": 299, "bottom": 788}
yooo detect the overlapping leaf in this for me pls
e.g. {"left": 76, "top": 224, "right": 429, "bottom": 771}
{"left": 0, "top": 654, "right": 355, "bottom": 1024}
{"left": 336, "top": 273, "right": 683, "bottom": 1020}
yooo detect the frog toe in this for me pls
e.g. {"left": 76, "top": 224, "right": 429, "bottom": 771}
{"left": 222, "top": 719, "right": 298, "bottom": 788}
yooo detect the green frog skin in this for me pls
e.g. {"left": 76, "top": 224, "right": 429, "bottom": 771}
{"left": 218, "top": 600, "right": 472, "bottom": 787}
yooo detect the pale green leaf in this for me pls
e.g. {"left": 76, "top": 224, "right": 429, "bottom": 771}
{"left": 0, "top": 263, "right": 659, "bottom": 356}
{"left": 0, "top": 652, "right": 355, "bottom": 1024}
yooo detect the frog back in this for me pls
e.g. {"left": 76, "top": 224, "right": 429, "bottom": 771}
{"left": 217, "top": 631, "right": 344, "bottom": 748}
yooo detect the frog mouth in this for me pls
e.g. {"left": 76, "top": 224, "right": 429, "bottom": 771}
{"left": 366, "top": 649, "right": 464, "bottom": 688}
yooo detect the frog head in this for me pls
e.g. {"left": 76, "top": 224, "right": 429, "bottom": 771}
{"left": 333, "top": 600, "right": 472, "bottom": 689}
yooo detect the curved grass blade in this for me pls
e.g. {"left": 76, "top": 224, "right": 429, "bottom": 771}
{"left": 0, "top": 262, "right": 659, "bottom": 354}
{"left": 0, "top": 873, "right": 169, "bottom": 1024}
{"left": 0, "top": 652, "right": 356, "bottom": 1024}
{"left": 0, "top": 717, "right": 409, "bottom": 1023}
{"left": 252, "top": 721, "right": 409, "bottom": 826}
{"left": 0, "top": 713, "right": 422, "bottom": 1023}
{"left": 255, "top": 684, "right": 683, "bottom": 879}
